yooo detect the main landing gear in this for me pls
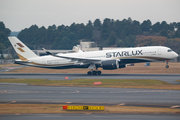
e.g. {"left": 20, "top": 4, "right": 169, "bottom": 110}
{"left": 166, "top": 61, "right": 169, "bottom": 68}
{"left": 87, "top": 70, "right": 101, "bottom": 75}
{"left": 87, "top": 65, "right": 101, "bottom": 75}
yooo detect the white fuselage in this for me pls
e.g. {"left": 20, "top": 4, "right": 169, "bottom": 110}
{"left": 24, "top": 46, "right": 178, "bottom": 68}
{"left": 8, "top": 36, "right": 178, "bottom": 74}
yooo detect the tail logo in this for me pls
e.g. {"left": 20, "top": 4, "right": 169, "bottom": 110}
{"left": 17, "top": 48, "right": 25, "bottom": 52}
{"left": 17, "top": 43, "right": 24, "bottom": 47}
{"left": 15, "top": 43, "right": 25, "bottom": 52}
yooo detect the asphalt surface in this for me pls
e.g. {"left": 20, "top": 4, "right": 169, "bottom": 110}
{"left": 0, "top": 67, "right": 180, "bottom": 119}
{"left": 0, "top": 65, "right": 180, "bottom": 84}
{"left": 0, "top": 66, "right": 27, "bottom": 73}
{"left": 1, "top": 114, "right": 180, "bottom": 120}
{"left": 0, "top": 84, "right": 180, "bottom": 106}
{"left": 0, "top": 73, "right": 180, "bottom": 84}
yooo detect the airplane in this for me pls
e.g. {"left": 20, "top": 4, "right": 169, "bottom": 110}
{"left": 8, "top": 36, "right": 178, "bottom": 75}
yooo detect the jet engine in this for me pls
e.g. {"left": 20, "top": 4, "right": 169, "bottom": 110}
{"left": 102, "top": 60, "right": 119, "bottom": 70}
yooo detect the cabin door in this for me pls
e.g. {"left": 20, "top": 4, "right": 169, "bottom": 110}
{"left": 157, "top": 48, "right": 161, "bottom": 55}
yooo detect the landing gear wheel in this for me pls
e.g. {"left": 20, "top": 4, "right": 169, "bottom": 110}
{"left": 92, "top": 71, "right": 97, "bottom": 75}
{"left": 87, "top": 71, "right": 92, "bottom": 75}
{"left": 166, "top": 65, "right": 169, "bottom": 68}
{"left": 165, "top": 61, "right": 169, "bottom": 69}
{"left": 97, "top": 71, "right": 101, "bottom": 75}
{"left": 87, "top": 71, "right": 101, "bottom": 75}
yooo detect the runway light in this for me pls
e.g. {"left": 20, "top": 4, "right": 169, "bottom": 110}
{"left": 93, "top": 81, "right": 102, "bottom": 85}
{"left": 65, "top": 76, "right": 68, "bottom": 80}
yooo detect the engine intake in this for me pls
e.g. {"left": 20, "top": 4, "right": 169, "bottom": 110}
{"left": 102, "top": 60, "right": 119, "bottom": 70}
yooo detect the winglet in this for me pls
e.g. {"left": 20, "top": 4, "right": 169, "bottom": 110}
{"left": 73, "top": 46, "right": 83, "bottom": 53}
{"left": 42, "top": 48, "right": 52, "bottom": 55}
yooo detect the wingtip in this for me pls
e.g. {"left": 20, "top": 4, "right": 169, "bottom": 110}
{"left": 42, "top": 48, "right": 52, "bottom": 55}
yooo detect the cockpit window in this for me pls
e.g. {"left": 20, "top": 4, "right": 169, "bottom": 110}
{"left": 167, "top": 49, "right": 172, "bottom": 52}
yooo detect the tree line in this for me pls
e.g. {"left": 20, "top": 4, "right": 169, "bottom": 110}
{"left": 0, "top": 18, "right": 180, "bottom": 60}
{"left": 0, "top": 22, "right": 11, "bottom": 58}
{"left": 17, "top": 18, "right": 180, "bottom": 49}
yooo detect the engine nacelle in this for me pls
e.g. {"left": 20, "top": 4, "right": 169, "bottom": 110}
{"left": 102, "top": 60, "right": 119, "bottom": 70}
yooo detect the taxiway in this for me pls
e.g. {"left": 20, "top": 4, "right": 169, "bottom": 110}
{"left": 1, "top": 113, "right": 180, "bottom": 120}
{"left": 0, "top": 73, "right": 180, "bottom": 84}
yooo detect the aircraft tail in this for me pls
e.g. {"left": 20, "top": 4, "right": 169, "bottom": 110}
{"left": 8, "top": 37, "right": 38, "bottom": 61}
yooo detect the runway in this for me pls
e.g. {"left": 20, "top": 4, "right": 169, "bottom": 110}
{"left": 0, "top": 73, "right": 180, "bottom": 106}
{"left": 0, "top": 83, "right": 180, "bottom": 106}
{"left": 0, "top": 73, "right": 180, "bottom": 84}
{"left": 0, "top": 73, "right": 180, "bottom": 119}
{"left": 1, "top": 113, "right": 180, "bottom": 120}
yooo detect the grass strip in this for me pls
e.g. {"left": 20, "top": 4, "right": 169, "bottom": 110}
{"left": 0, "top": 78, "right": 180, "bottom": 90}
{"left": 0, "top": 104, "right": 180, "bottom": 114}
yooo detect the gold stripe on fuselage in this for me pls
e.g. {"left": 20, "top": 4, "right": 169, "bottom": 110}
{"left": 31, "top": 62, "right": 75, "bottom": 67}
{"left": 113, "top": 56, "right": 170, "bottom": 61}
{"left": 17, "top": 53, "right": 28, "bottom": 61}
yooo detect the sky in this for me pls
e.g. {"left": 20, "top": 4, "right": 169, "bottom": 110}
{"left": 0, "top": 0, "right": 180, "bottom": 31}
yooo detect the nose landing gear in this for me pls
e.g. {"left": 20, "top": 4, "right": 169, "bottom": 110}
{"left": 166, "top": 61, "right": 169, "bottom": 68}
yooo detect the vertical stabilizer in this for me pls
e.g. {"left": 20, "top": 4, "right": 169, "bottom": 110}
{"left": 8, "top": 37, "right": 38, "bottom": 61}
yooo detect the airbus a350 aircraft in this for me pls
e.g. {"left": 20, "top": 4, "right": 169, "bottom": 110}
{"left": 8, "top": 37, "right": 178, "bottom": 75}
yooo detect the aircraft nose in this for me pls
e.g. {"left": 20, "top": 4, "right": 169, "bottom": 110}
{"left": 174, "top": 52, "right": 179, "bottom": 58}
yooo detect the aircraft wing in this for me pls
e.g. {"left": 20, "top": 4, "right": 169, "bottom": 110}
{"left": 42, "top": 48, "right": 102, "bottom": 63}
{"left": 54, "top": 54, "right": 101, "bottom": 63}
